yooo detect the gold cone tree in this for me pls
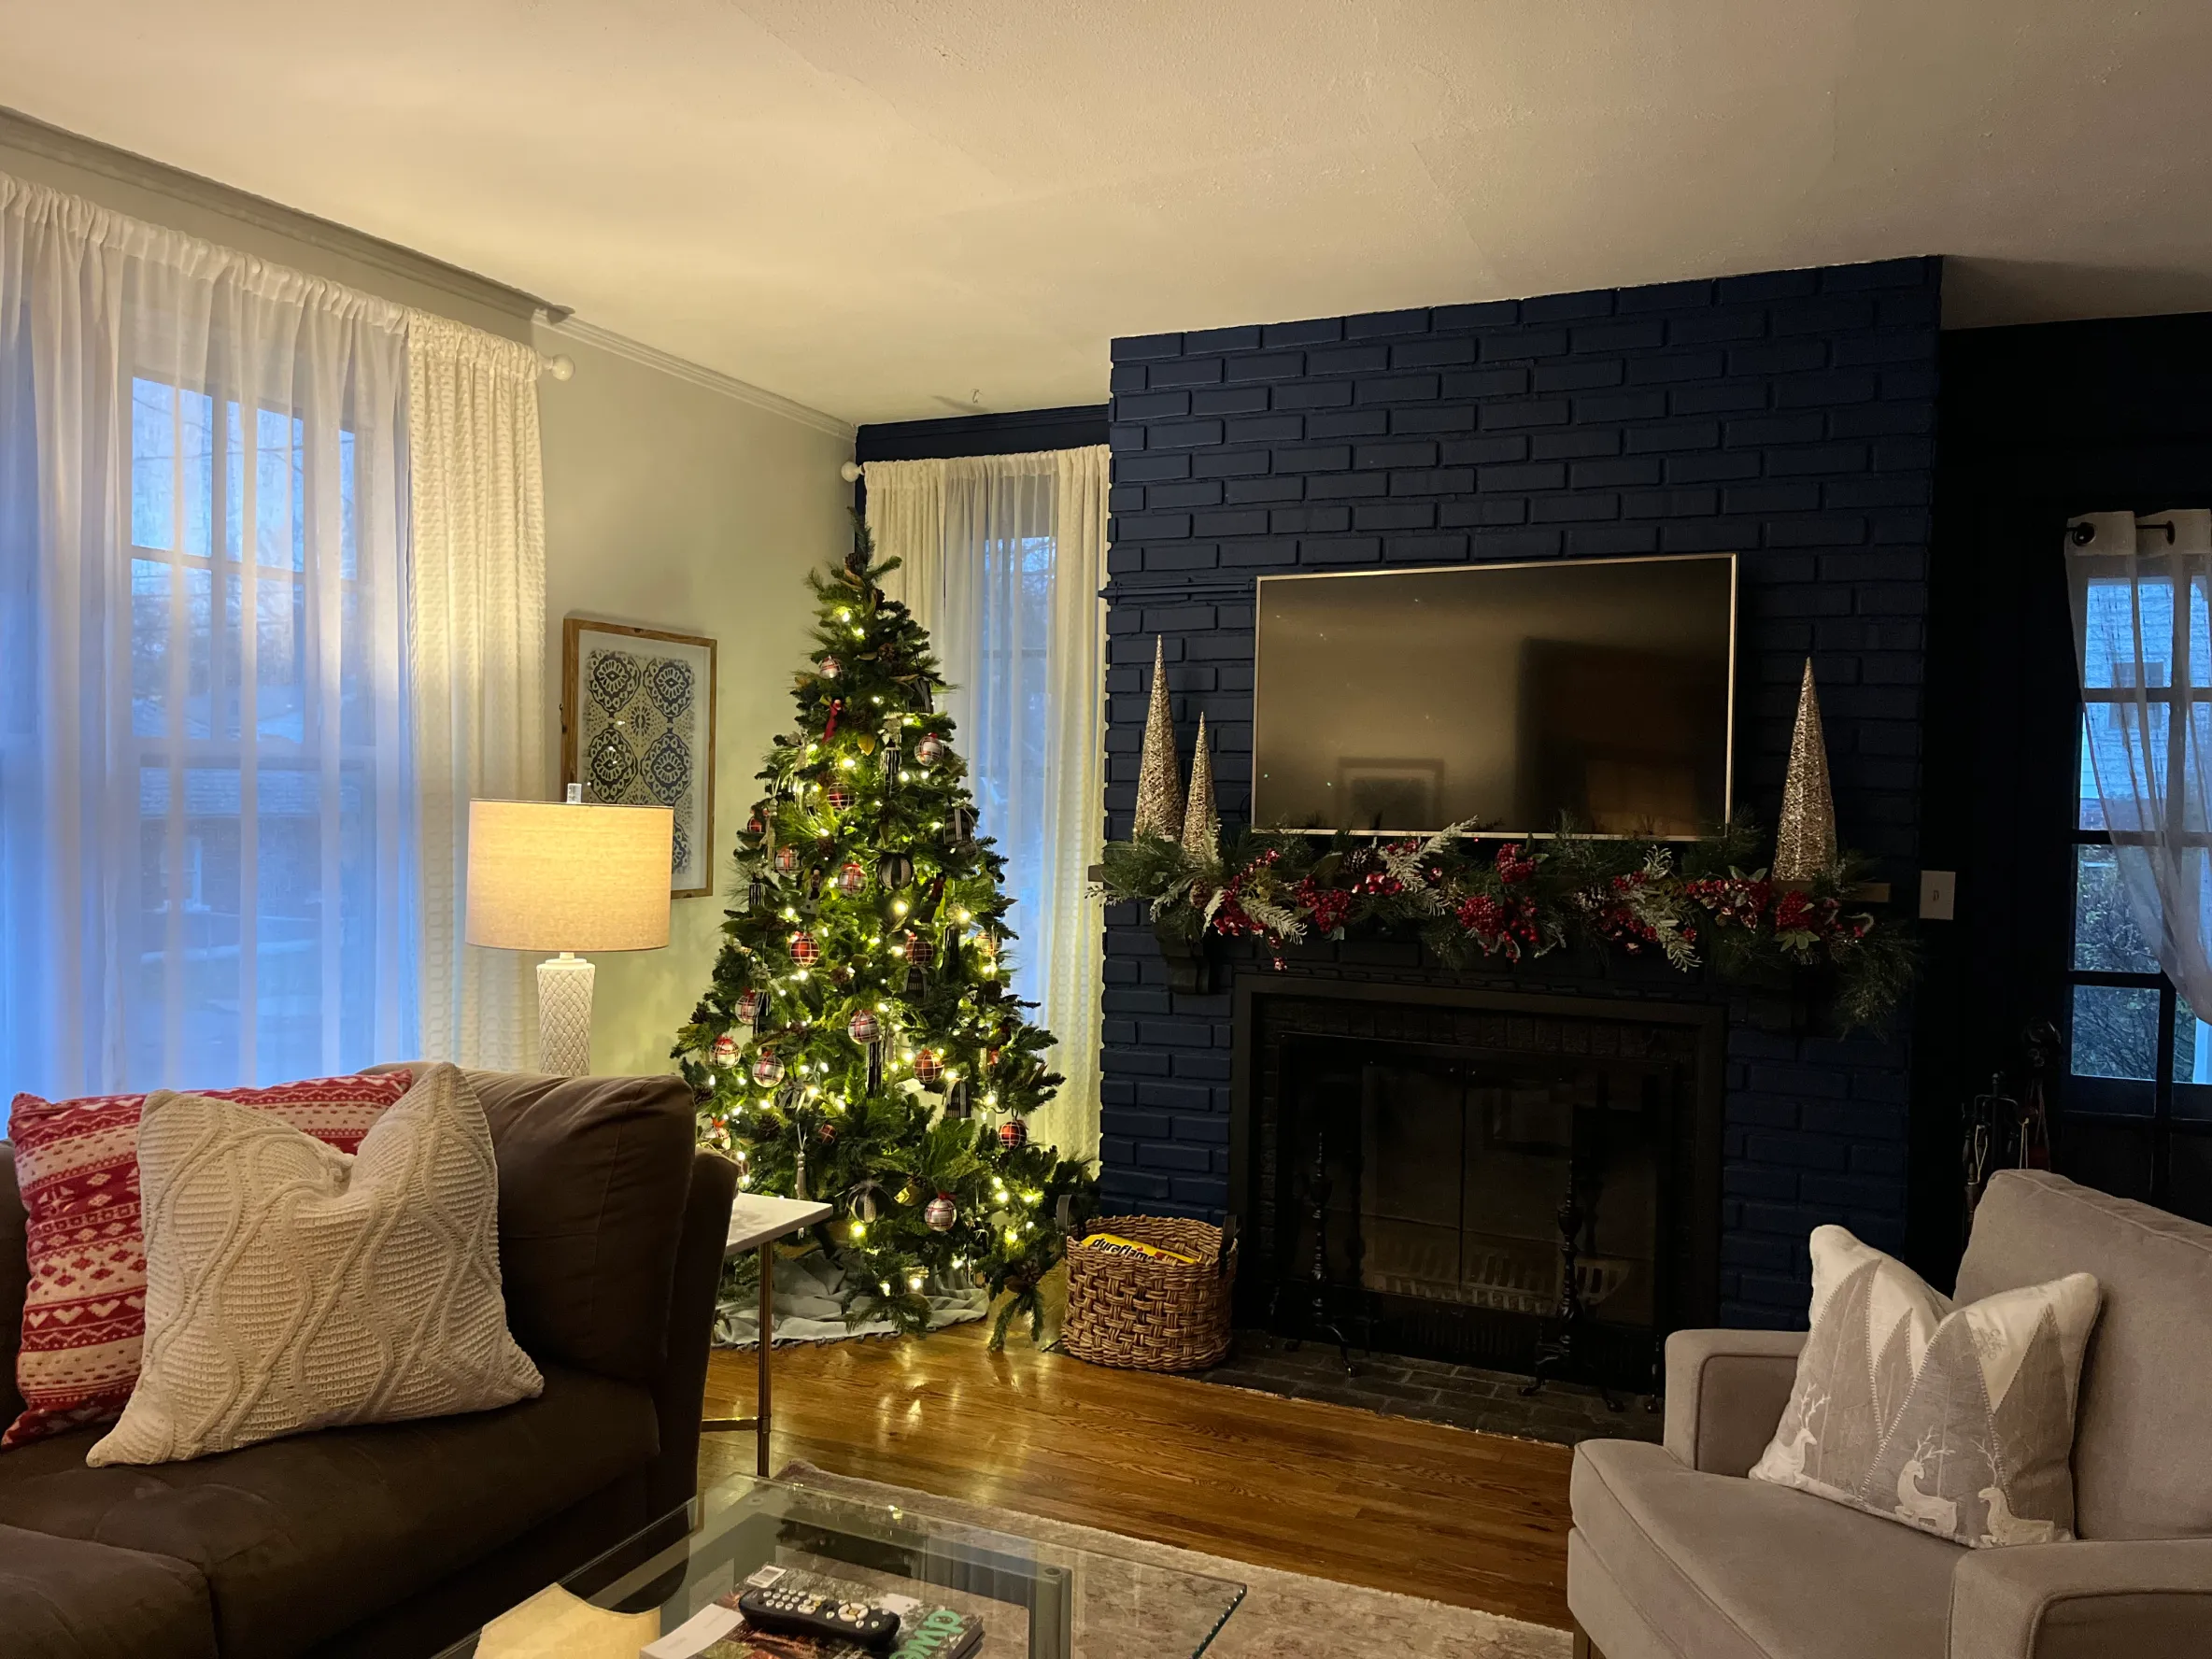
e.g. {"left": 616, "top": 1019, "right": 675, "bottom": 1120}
{"left": 1774, "top": 658, "right": 1838, "bottom": 880}
{"left": 1132, "top": 635, "right": 1184, "bottom": 839}
{"left": 1181, "top": 712, "right": 1220, "bottom": 866}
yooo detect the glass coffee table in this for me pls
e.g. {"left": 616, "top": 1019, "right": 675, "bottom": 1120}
{"left": 448, "top": 1470, "right": 1245, "bottom": 1659}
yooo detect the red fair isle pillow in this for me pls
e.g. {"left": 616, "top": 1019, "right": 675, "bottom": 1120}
{"left": 4, "top": 1071, "right": 412, "bottom": 1449}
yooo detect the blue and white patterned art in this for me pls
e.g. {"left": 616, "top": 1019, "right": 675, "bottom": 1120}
{"left": 568, "top": 622, "right": 716, "bottom": 894}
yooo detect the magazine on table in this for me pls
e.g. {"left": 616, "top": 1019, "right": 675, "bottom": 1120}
{"left": 706, "top": 1563, "right": 985, "bottom": 1659}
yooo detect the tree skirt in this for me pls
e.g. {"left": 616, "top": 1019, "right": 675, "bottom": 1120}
{"left": 713, "top": 1248, "right": 987, "bottom": 1348}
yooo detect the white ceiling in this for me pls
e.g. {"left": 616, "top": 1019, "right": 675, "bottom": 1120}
{"left": 6, "top": 2, "right": 2212, "bottom": 424}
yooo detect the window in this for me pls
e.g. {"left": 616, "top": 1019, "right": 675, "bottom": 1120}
{"left": 125, "top": 374, "right": 397, "bottom": 1086}
{"left": 2065, "top": 563, "right": 2212, "bottom": 1133}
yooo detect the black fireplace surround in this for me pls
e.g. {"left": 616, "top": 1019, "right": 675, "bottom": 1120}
{"left": 1233, "top": 978, "right": 1723, "bottom": 1392}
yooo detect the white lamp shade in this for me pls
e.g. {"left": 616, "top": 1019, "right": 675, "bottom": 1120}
{"left": 464, "top": 800, "right": 674, "bottom": 954}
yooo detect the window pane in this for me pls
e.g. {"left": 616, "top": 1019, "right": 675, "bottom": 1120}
{"left": 2071, "top": 984, "right": 2161, "bottom": 1081}
{"left": 2078, "top": 704, "right": 2174, "bottom": 831}
{"left": 132, "top": 558, "right": 169, "bottom": 736}
{"left": 2079, "top": 574, "right": 2177, "bottom": 690}
{"left": 2073, "top": 844, "right": 2161, "bottom": 971}
{"left": 131, "top": 378, "right": 176, "bottom": 550}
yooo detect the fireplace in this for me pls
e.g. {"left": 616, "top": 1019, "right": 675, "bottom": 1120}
{"left": 1229, "top": 978, "right": 1723, "bottom": 1393}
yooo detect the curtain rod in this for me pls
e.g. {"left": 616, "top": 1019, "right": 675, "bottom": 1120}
{"left": 0, "top": 104, "right": 568, "bottom": 325}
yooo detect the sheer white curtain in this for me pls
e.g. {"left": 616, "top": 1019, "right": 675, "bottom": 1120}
{"left": 404, "top": 314, "right": 544, "bottom": 1071}
{"left": 2067, "top": 509, "right": 2212, "bottom": 1073}
{"left": 867, "top": 448, "right": 1109, "bottom": 1159}
{"left": 0, "top": 175, "right": 413, "bottom": 1097}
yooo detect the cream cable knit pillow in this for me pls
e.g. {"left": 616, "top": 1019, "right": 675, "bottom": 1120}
{"left": 87, "top": 1063, "right": 542, "bottom": 1467}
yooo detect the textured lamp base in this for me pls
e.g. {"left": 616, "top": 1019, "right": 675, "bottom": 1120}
{"left": 537, "top": 953, "right": 596, "bottom": 1076}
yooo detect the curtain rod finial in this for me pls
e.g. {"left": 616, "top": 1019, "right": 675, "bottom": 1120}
{"left": 840, "top": 461, "right": 862, "bottom": 484}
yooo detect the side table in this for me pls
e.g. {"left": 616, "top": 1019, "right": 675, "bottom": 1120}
{"left": 702, "top": 1192, "right": 832, "bottom": 1476}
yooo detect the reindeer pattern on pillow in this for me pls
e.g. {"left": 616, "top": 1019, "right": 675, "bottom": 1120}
{"left": 1751, "top": 1226, "right": 2101, "bottom": 1549}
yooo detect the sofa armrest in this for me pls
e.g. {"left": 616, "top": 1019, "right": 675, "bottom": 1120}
{"left": 1662, "top": 1327, "right": 1806, "bottom": 1475}
{"left": 1948, "top": 1538, "right": 2212, "bottom": 1659}
{"left": 647, "top": 1149, "right": 738, "bottom": 1517}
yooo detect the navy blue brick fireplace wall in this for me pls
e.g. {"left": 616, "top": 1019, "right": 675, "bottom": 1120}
{"left": 1097, "top": 258, "right": 1940, "bottom": 1326}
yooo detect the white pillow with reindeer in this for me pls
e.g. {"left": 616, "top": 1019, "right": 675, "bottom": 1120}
{"left": 1750, "top": 1226, "right": 2101, "bottom": 1548}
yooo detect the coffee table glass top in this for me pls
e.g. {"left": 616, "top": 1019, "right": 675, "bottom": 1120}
{"left": 457, "top": 1470, "right": 1245, "bottom": 1659}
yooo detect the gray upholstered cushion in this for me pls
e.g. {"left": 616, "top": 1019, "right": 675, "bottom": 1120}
{"left": 1956, "top": 1170, "right": 2212, "bottom": 1540}
{"left": 1569, "top": 1438, "right": 1961, "bottom": 1659}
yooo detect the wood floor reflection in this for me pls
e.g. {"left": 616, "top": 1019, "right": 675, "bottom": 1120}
{"left": 701, "top": 1313, "right": 1575, "bottom": 1630}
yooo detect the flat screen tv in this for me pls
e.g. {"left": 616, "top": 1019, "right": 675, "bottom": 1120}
{"left": 1252, "top": 554, "right": 1737, "bottom": 837}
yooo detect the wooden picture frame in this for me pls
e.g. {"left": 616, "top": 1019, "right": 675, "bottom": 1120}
{"left": 561, "top": 617, "right": 719, "bottom": 898}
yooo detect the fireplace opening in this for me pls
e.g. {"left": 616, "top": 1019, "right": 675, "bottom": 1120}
{"left": 1234, "top": 982, "right": 1721, "bottom": 1393}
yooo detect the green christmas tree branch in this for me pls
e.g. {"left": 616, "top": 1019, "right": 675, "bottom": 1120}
{"left": 675, "top": 525, "right": 1099, "bottom": 1344}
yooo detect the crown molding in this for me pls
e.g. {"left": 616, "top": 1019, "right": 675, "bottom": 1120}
{"left": 0, "top": 105, "right": 562, "bottom": 324}
{"left": 543, "top": 318, "right": 855, "bottom": 441}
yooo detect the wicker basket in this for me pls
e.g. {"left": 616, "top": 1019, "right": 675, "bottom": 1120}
{"left": 1059, "top": 1214, "right": 1237, "bottom": 1371}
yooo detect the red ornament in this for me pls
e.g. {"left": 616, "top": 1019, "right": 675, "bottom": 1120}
{"left": 711, "top": 1034, "right": 739, "bottom": 1067}
{"left": 985, "top": 1046, "right": 1002, "bottom": 1070}
{"left": 837, "top": 860, "right": 868, "bottom": 895}
{"left": 915, "top": 733, "right": 945, "bottom": 765}
{"left": 825, "top": 785, "right": 855, "bottom": 813}
{"left": 903, "top": 933, "right": 936, "bottom": 969}
{"left": 774, "top": 844, "right": 800, "bottom": 873}
{"left": 746, "top": 811, "right": 765, "bottom": 837}
{"left": 791, "top": 931, "right": 820, "bottom": 966}
{"left": 913, "top": 1048, "right": 943, "bottom": 1085}
{"left": 924, "top": 1193, "right": 957, "bottom": 1231}
{"left": 848, "top": 1009, "right": 880, "bottom": 1045}
{"left": 817, "top": 655, "right": 842, "bottom": 677}
{"left": 751, "top": 1052, "right": 785, "bottom": 1086}
{"left": 817, "top": 1119, "right": 838, "bottom": 1142}
{"left": 998, "top": 1117, "right": 1028, "bottom": 1150}
{"left": 736, "top": 988, "right": 766, "bottom": 1025}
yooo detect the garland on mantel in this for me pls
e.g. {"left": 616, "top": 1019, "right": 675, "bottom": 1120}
{"left": 1098, "top": 819, "right": 1917, "bottom": 1033}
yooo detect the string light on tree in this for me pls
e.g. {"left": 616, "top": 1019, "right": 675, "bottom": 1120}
{"left": 674, "top": 520, "right": 1095, "bottom": 1347}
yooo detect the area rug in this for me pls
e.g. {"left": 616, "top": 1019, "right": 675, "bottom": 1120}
{"left": 781, "top": 1461, "right": 1571, "bottom": 1659}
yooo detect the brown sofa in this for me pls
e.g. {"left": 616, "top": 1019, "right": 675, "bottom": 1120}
{"left": 1567, "top": 1170, "right": 2212, "bottom": 1659}
{"left": 0, "top": 1069, "right": 736, "bottom": 1659}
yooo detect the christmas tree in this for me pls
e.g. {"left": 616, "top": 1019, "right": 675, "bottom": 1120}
{"left": 675, "top": 529, "right": 1096, "bottom": 1345}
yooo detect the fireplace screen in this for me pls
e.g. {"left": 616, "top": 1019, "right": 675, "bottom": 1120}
{"left": 1242, "top": 990, "right": 1718, "bottom": 1389}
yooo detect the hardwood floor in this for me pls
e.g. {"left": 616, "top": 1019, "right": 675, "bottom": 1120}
{"left": 701, "top": 1317, "right": 1576, "bottom": 1631}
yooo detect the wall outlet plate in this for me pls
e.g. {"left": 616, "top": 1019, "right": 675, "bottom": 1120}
{"left": 1919, "top": 870, "right": 1957, "bottom": 921}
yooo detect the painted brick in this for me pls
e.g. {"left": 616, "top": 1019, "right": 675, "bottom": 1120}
{"left": 1099, "top": 259, "right": 1941, "bottom": 1319}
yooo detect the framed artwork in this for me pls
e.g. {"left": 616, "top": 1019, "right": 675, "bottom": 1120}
{"left": 561, "top": 618, "right": 718, "bottom": 898}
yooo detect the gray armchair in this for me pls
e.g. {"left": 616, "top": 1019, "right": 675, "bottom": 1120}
{"left": 1567, "top": 1170, "right": 2212, "bottom": 1659}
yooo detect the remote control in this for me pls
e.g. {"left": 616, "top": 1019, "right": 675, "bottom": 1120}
{"left": 737, "top": 1585, "right": 900, "bottom": 1649}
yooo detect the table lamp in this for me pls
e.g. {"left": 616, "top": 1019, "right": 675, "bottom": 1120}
{"left": 464, "top": 790, "right": 674, "bottom": 1075}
